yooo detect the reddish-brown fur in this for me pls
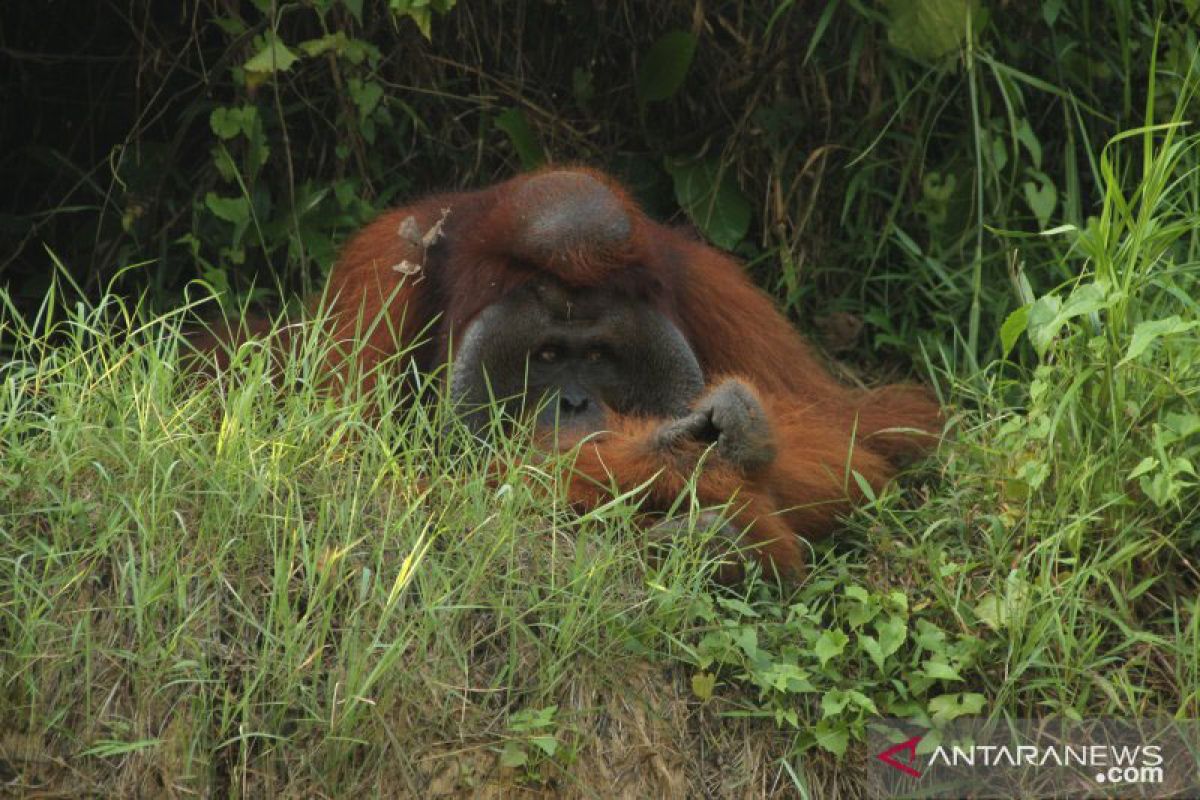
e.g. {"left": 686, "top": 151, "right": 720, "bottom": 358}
{"left": 325, "top": 166, "right": 942, "bottom": 579}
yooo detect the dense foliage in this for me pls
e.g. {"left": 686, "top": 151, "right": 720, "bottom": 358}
{"left": 2, "top": 2, "right": 1193, "bottom": 352}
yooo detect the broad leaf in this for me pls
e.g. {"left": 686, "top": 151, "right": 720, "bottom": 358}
{"left": 495, "top": 108, "right": 545, "bottom": 169}
{"left": 814, "top": 719, "right": 850, "bottom": 756}
{"left": 1000, "top": 304, "right": 1030, "bottom": 356}
{"left": 886, "top": 0, "right": 982, "bottom": 62}
{"left": 1026, "top": 295, "right": 1063, "bottom": 357}
{"left": 691, "top": 671, "right": 716, "bottom": 701}
{"left": 922, "top": 659, "right": 963, "bottom": 681}
{"left": 859, "top": 634, "right": 885, "bottom": 672}
{"left": 1120, "top": 316, "right": 1199, "bottom": 365}
{"left": 1026, "top": 283, "right": 1108, "bottom": 357}
{"left": 928, "top": 692, "right": 986, "bottom": 724}
{"left": 666, "top": 159, "right": 751, "bottom": 250}
{"left": 205, "top": 193, "right": 249, "bottom": 225}
{"left": 1023, "top": 171, "right": 1057, "bottom": 228}
{"left": 499, "top": 741, "right": 527, "bottom": 769}
{"left": 636, "top": 31, "right": 697, "bottom": 106}
{"left": 877, "top": 615, "right": 907, "bottom": 659}
{"left": 243, "top": 36, "right": 299, "bottom": 73}
{"left": 814, "top": 629, "right": 849, "bottom": 667}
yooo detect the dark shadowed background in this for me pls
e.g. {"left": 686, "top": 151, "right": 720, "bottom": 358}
{"left": 4, "top": 0, "right": 1194, "bottom": 374}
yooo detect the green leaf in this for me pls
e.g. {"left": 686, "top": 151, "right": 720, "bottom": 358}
{"left": 975, "top": 575, "right": 1032, "bottom": 635}
{"left": 299, "top": 32, "right": 379, "bottom": 65}
{"left": 921, "top": 171, "right": 956, "bottom": 202}
{"left": 499, "top": 741, "right": 528, "bottom": 769}
{"left": 204, "top": 193, "right": 250, "bottom": 225}
{"left": 715, "top": 596, "right": 759, "bottom": 617}
{"left": 209, "top": 106, "right": 262, "bottom": 144}
{"left": 509, "top": 705, "right": 557, "bottom": 731}
{"left": 529, "top": 735, "right": 558, "bottom": 757}
{"left": 495, "top": 108, "right": 545, "bottom": 170}
{"left": 885, "top": 0, "right": 982, "bottom": 62}
{"left": 915, "top": 619, "right": 948, "bottom": 652}
{"left": 928, "top": 692, "right": 985, "bottom": 724}
{"left": 1027, "top": 293, "right": 1065, "bottom": 357}
{"left": 1119, "top": 316, "right": 1200, "bottom": 365}
{"left": 1059, "top": 282, "right": 1108, "bottom": 319}
{"left": 758, "top": 662, "right": 815, "bottom": 693}
{"left": 349, "top": 78, "right": 384, "bottom": 119}
{"left": 243, "top": 36, "right": 299, "bottom": 74}
{"left": 1026, "top": 283, "right": 1108, "bottom": 357}
{"left": 876, "top": 615, "right": 907, "bottom": 659}
{"left": 342, "top": 0, "right": 364, "bottom": 23}
{"left": 859, "top": 634, "right": 885, "bottom": 672}
{"left": 389, "top": 1, "right": 433, "bottom": 38}
{"left": 665, "top": 159, "right": 751, "bottom": 250}
{"left": 1165, "top": 413, "right": 1200, "bottom": 440}
{"left": 1023, "top": 172, "right": 1057, "bottom": 229}
{"left": 974, "top": 593, "right": 1005, "bottom": 630}
{"left": 1000, "top": 304, "right": 1030, "bottom": 356}
{"left": 1127, "top": 457, "right": 1158, "bottom": 481}
{"left": 299, "top": 33, "right": 340, "bottom": 58}
{"left": 851, "top": 469, "right": 877, "bottom": 502}
{"left": 636, "top": 30, "right": 697, "bottom": 107}
{"left": 848, "top": 690, "right": 879, "bottom": 715}
{"left": 691, "top": 671, "right": 716, "bottom": 701}
{"left": 210, "top": 108, "right": 241, "bottom": 139}
{"left": 921, "top": 659, "right": 963, "bottom": 681}
{"left": 1015, "top": 118, "right": 1042, "bottom": 169}
{"left": 846, "top": 597, "right": 878, "bottom": 629}
{"left": 813, "top": 719, "right": 850, "bottom": 756}
{"left": 814, "top": 629, "right": 849, "bottom": 667}
{"left": 991, "top": 132, "right": 1009, "bottom": 171}
{"left": 732, "top": 626, "right": 759, "bottom": 659}
{"left": 821, "top": 689, "right": 848, "bottom": 717}
{"left": 844, "top": 585, "right": 871, "bottom": 604}
{"left": 211, "top": 145, "right": 238, "bottom": 181}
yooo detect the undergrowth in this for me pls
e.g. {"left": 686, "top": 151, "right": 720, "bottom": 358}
{"left": 3, "top": 119, "right": 1199, "bottom": 792}
{"left": 2, "top": 1, "right": 1200, "bottom": 797}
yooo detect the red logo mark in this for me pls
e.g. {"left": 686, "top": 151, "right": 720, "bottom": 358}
{"left": 877, "top": 735, "right": 923, "bottom": 778}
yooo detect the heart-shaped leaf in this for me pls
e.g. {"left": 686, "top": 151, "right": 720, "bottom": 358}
{"left": 1023, "top": 172, "right": 1057, "bottom": 228}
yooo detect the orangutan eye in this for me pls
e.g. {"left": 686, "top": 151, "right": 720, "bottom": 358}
{"left": 536, "top": 347, "right": 559, "bottom": 363}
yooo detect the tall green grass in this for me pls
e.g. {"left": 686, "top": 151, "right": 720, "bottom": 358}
{"left": 3, "top": 107, "right": 1198, "bottom": 793}
{"left": 0, "top": 288, "right": 777, "bottom": 795}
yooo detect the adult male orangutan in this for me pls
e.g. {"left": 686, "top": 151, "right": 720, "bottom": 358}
{"left": 313, "top": 167, "right": 941, "bottom": 580}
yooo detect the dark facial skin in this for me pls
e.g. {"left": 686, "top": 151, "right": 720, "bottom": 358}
{"left": 449, "top": 277, "right": 705, "bottom": 434}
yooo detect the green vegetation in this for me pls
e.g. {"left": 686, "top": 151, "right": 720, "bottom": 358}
{"left": 2, "top": 1, "right": 1199, "bottom": 796}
